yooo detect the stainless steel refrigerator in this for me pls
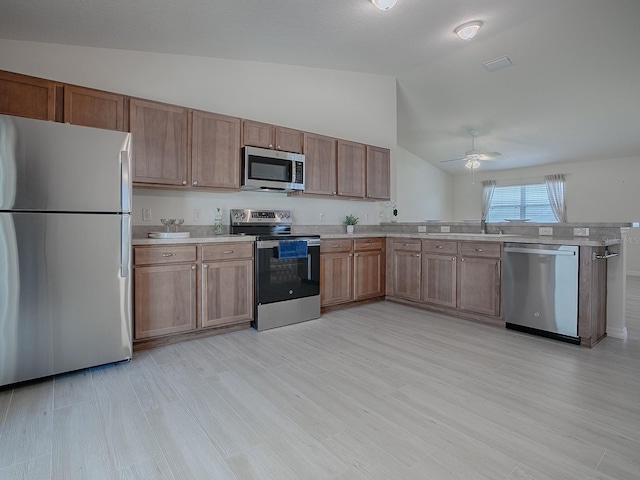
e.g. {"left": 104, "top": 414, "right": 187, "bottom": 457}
{"left": 0, "top": 114, "right": 132, "bottom": 387}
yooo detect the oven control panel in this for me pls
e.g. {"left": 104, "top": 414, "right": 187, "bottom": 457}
{"left": 231, "top": 209, "right": 292, "bottom": 225}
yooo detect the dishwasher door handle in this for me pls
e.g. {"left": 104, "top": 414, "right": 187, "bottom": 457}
{"left": 503, "top": 247, "right": 576, "bottom": 256}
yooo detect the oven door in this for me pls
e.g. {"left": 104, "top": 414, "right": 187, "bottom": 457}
{"left": 255, "top": 239, "right": 320, "bottom": 305}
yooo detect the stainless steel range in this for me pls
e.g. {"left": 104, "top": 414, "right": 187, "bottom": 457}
{"left": 230, "top": 209, "right": 320, "bottom": 331}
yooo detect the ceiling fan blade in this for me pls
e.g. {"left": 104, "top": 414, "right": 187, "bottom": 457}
{"left": 476, "top": 152, "right": 502, "bottom": 160}
{"left": 440, "top": 157, "right": 466, "bottom": 163}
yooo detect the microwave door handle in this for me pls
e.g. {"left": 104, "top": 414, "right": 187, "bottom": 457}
{"left": 308, "top": 253, "right": 312, "bottom": 281}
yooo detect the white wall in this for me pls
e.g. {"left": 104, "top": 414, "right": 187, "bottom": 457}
{"left": 0, "top": 39, "right": 452, "bottom": 226}
{"left": 394, "top": 147, "right": 453, "bottom": 222}
{"left": 451, "top": 156, "right": 640, "bottom": 273}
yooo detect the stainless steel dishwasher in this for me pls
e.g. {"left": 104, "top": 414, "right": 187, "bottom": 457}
{"left": 502, "top": 243, "right": 580, "bottom": 344}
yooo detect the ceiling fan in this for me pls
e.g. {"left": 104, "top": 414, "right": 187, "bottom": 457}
{"left": 441, "top": 130, "right": 502, "bottom": 169}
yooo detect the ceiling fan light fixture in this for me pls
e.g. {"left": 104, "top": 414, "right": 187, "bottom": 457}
{"left": 465, "top": 159, "right": 481, "bottom": 169}
{"left": 371, "top": 0, "right": 397, "bottom": 11}
{"left": 454, "top": 21, "right": 482, "bottom": 40}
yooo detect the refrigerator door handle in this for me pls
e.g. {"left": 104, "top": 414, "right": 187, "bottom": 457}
{"left": 121, "top": 150, "right": 131, "bottom": 213}
{"left": 121, "top": 215, "right": 130, "bottom": 277}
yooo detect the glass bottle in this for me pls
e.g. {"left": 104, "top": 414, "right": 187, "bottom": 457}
{"left": 213, "top": 208, "right": 223, "bottom": 235}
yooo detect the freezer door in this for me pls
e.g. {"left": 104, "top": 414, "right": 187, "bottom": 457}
{"left": 0, "top": 114, "right": 131, "bottom": 213}
{"left": 0, "top": 212, "right": 132, "bottom": 387}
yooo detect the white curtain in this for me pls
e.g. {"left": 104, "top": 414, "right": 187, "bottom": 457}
{"left": 545, "top": 174, "right": 566, "bottom": 222}
{"left": 481, "top": 180, "right": 496, "bottom": 220}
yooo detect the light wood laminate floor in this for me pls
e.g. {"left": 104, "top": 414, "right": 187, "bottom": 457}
{"left": 1, "top": 300, "right": 640, "bottom": 480}
{"left": 625, "top": 275, "right": 640, "bottom": 340}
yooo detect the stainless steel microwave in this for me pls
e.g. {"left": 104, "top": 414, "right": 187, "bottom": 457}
{"left": 241, "top": 146, "right": 305, "bottom": 192}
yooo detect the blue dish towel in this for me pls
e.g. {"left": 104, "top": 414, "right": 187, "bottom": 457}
{"left": 278, "top": 240, "right": 308, "bottom": 259}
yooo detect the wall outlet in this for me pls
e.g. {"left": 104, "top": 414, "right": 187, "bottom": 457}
{"left": 418, "top": 226, "right": 427, "bottom": 233}
{"left": 574, "top": 227, "right": 589, "bottom": 236}
{"left": 194, "top": 209, "right": 202, "bottom": 223}
{"left": 320, "top": 212, "right": 325, "bottom": 223}
{"left": 441, "top": 226, "right": 451, "bottom": 233}
{"left": 142, "top": 208, "right": 151, "bottom": 222}
{"left": 539, "top": 227, "right": 553, "bottom": 236}
{"left": 365, "top": 214, "right": 369, "bottom": 223}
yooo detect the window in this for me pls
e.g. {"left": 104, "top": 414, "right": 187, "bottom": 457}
{"left": 486, "top": 182, "right": 561, "bottom": 223}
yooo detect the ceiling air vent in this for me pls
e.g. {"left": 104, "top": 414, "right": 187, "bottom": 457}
{"left": 483, "top": 55, "right": 512, "bottom": 72}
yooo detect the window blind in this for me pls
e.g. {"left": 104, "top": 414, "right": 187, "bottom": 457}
{"left": 486, "top": 183, "right": 559, "bottom": 222}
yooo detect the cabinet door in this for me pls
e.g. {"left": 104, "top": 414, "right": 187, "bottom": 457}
{"left": 354, "top": 250, "right": 385, "bottom": 301}
{"left": 191, "top": 110, "right": 242, "bottom": 189}
{"left": 393, "top": 250, "right": 421, "bottom": 301}
{"left": 242, "top": 120, "right": 274, "bottom": 149}
{"left": 130, "top": 98, "right": 188, "bottom": 186}
{"left": 337, "top": 140, "right": 366, "bottom": 198}
{"left": 275, "top": 126, "right": 302, "bottom": 153}
{"left": 0, "top": 70, "right": 55, "bottom": 120}
{"left": 458, "top": 257, "right": 500, "bottom": 316}
{"left": 201, "top": 259, "right": 253, "bottom": 328}
{"left": 366, "top": 146, "right": 390, "bottom": 200}
{"left": 134, "top": 263, "right": 197, "bottom": 339}
{"left": 320, "top": 252, "right": 353, "bottom": 307}
{"left": 303, "top": 133, "right": 337, "bottom": 195}
{"left": 63, "top": 85, "right": 125, "bottom": 131}
{"left": 422, "top": 254, "right": 457, "bottom": 308}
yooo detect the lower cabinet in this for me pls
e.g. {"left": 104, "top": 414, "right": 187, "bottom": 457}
{"left": 133, "top": 246, "right": 197, "bottom": 339}
{"left": 133, "top": 242, "right": 253, "bottom": 342}
{"left": 201, "top": 243, "right": 254, "bottom": 328}
{"left": 390, "top": 238, "right": 501, "bottom": 320}
{"left": 320, "top": 237, "right": 385, "bottom": 308}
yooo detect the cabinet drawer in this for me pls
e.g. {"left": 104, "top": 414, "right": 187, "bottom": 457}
{"left": 134, "top": 245, "right": 197, "bottom": 265}
{"left": 354, "top": 237, "right": 384, "bottom": 251}
{"left": 459, "top": 242, "right": 501, "bottom": 258}
{"left": 392, "top": 239, "right": 421, "bottom": 252}
{"left": 321, "top": 239, "right": 353, "bottom": 253}
{"left": 202, "top": 242, "right": 254, "bottom": 261}
{"left": 422, "top": 240, "right": 458, "bottom": 255}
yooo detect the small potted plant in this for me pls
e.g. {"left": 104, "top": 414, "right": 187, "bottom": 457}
{"left": 344, "top": 214, "right": 359, "bottom": 234}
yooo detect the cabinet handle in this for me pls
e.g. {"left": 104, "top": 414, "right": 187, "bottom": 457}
{"left": 192, "top": 181, "right": 198, "bottom": 186}
{"left": 339, "top": 192, "right": 343, "bottom": 195}
{"left": 355, "top": 253, "right": 359, "bottom": 257}
{"left": 333, "top": 191, "right": 337, "bottom": 195}
{"left": 452, "top": 257, "right": 456, "bottom": 261}
{"left": 203, "top": 264, "right": 208, "bottom": 269}
{"left": 415, "top": 254, "right": 421, "bottom": 257}
{"left": 161, "top": 253, "right": 175, "bottom": 257}
{"left": 191, "top": 265, "right": 197, "bottom": 270}
{"left": 474, "top": 248, "right": 483, "bottom": 252}
{"left": 461, "top": 257, "right": 465, "bottom": 262}
{"left": 269, "top": 143, "right": 273, "bottom": 148}
{"left": 332, "top": 245, "right": 341, "bottom": 248}
{"left": 436, "top": 245, "right": 443, "bottom": 249}
{"left": 349, "top": 253, "right": 353, "bottom": 257}
{"left": 223, "top": 250, "right": 234, "bottom": 254}
{"left": 276, "top": 145, "right": 281, "bottom": 150}
{"left": 364, "top": 243, "right": 372, "bottom": 246}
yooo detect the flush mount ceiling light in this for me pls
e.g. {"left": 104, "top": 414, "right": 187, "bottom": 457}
{"left": 454, "top": 20, "right": 482, "bottom": 40}
{"left": 371, "top": 0, "right": 397, "bottom": 11}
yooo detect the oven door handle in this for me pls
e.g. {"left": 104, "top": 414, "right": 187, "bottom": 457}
{"left": 256, "top": 239, "right": 321, "bottom": 249}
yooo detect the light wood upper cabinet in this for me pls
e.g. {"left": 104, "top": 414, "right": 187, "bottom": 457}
{"left": 0, "top": 70, "right": 55, "bottom": 121}
{"left": 242, "top": 120, "right": 273, "bottom": 149}
{"left": 191, "top": 110, "right": 242, "bottom": 189}
{"left": 366, "top": 146, "right": 390, "bottom": 200}
{"left": 130, "top": 98, "right": 188, "bottom": 186}
{"left": 337, "top": 140, "right": 366, "bottom": 198}
{"left": 275, "top": 126, "right": 302, "bottom": 153}
{"left": 63, "top": 85, "right": 126, "bottom": 131}
{"left": 242, "top": 120, "right": 302, "bottom": 153}
{"left": 302, "top": 132, "right": 337, "bottom": 195}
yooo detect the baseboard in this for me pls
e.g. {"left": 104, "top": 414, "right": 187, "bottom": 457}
{"left": 606, "top": 326, "right": 628, "bottom": 340}
{"left": 627, "top": 271, "right": 640, "bottom": 277}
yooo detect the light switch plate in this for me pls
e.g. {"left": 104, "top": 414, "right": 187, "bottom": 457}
{"left": 142, "top": 208, "right": 151, "bottom": 222}
{"left": 418, "top": 226, "right": 427, "bottom": 233}
{"left": 193, "top": 209, "right": 202, "bottom": 223}
{"left": 574, "top": 227, "right": 589, "bottom": 236}
{"left": 539, "top": 227, "right": 553, "bottom": 236}
{"left": 441, "top": 226, "right": 451, "bottom": 233}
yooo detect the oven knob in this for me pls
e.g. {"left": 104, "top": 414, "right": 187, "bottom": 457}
{"left": 289, "top": 290, "right": 293, "bottom": 295}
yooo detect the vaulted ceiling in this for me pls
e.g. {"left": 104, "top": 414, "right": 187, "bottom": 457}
{"left": 1, "top": 0, "right": 639, "bottom": 174}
